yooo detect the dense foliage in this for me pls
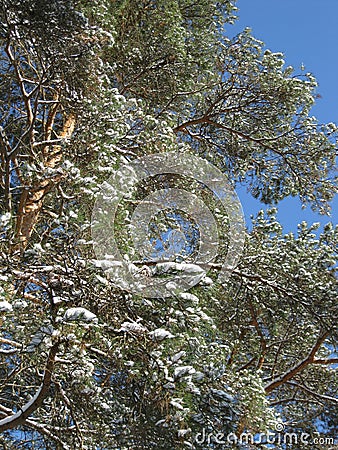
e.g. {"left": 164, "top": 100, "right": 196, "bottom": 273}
{"left": 0, "top": 1, "right": 337, "bottom": 448}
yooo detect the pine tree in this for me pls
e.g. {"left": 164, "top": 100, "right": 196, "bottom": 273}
{"left": 0, "top": 1, "right": 337, "bottom": 448}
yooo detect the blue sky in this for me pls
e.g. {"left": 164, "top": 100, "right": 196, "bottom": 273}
{"left": 228, "top": 0, "right": 338, "bottom": 232}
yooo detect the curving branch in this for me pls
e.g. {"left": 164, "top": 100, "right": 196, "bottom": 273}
{"left": 285, "top": 381, "right": 338, "bottom": 404}
{"left": 0, "top": 341, "right": 59, "bottom": 432}
{"left": 264, "top": 331, "right": 330, "bottom": 394}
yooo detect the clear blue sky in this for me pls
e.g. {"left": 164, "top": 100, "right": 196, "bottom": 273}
{"left": 227, "top": 0, "right": 338, "bottom": 232}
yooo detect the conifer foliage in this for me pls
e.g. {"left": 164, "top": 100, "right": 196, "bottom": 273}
{"left": 0, "top": 1, "right": 337, "bottom": 448}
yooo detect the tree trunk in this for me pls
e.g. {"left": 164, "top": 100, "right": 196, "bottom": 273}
{"left": 12, "top": 114, "right": 76, "bottom": 254}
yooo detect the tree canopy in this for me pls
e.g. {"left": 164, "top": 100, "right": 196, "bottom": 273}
{"left": 0, "top": 1, "right": 337, "bottom": 449}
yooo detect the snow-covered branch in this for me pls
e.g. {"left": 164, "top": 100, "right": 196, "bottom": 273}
{"left": 0, "top": 341, "right": 59, "bottom": 432}
{"left": 264, "top": 331, "right": 330, "bottom": 394}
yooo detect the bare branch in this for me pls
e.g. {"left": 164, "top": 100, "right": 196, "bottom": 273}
{"left": 285, "top": 381, "right": 338, "bottom": 404}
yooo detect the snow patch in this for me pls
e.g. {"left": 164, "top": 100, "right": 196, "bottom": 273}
{"left": 149, "top": 328, "right": 175, "bottom": 341}
{"left": 0, "top": 300, "right": 13, "bottom": 312}
{"left": 63, "top": 307, "right": 98, "bottom": 323}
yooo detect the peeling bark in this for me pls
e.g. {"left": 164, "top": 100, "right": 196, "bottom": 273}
{"left": 12, "top": 114, "right": 76, "bottom": 253}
